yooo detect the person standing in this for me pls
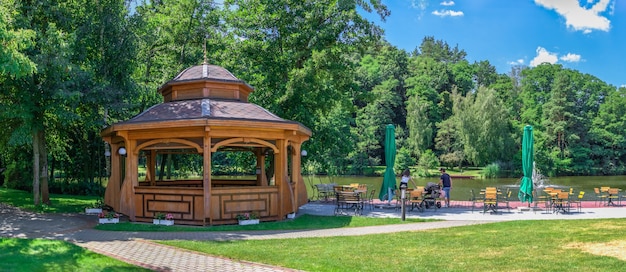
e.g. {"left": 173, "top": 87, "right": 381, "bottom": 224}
{"left": 439, "top": 168, "right": 452, "bottom": 207}
{"left": 400, "top": 169, "right": 418, "bottom": 189}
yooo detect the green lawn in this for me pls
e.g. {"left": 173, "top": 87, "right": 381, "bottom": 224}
{"left": 0, "top": 238, "right": 149, "bottom": 272}
{"left": 161, "top": 218, "right": 626, "bottom": 272}
{"left": 0, "top": 188, "right": 99, "bottom": 213}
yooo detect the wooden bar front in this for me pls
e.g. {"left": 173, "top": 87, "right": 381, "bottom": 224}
{"left": 134, "top": 185, "right": 279, "bottom": 225}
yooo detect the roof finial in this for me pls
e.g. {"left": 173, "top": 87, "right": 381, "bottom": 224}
{"left": 202, "top": 37, "right": 208, "bottom": 65}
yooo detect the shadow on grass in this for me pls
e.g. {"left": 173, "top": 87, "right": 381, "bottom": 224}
{"left": 95, "top": 214, "right": 434, "bottom": 232}
{"left": 0, "top": 238, "right": 149, "bottom": 271}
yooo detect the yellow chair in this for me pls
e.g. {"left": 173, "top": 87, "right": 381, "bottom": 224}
{"left": 593, "top": 187, "right": 607, "bottom": 206}
{"left": 483, "top": 191, "right": 498, "bottom": 214}
{"left": 409, "top": 190, "right": 424, "bottom": 212}
{"left": 553, "top": 191, "right": 571, "bottom": 213}
{"left": 571, "top": 191, "right": 585, "bottom": 212}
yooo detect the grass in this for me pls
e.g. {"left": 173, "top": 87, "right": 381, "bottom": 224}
{"left": 0, "top": 238, "right": 150, "bottom": 272}
{"left": 160, "top": 218, "right": 626, "bottom": 271}
{"left": 0, "top": 188, "right": 99, "bottom": 213}
{"left": 96, "top": 214, "right": 436, "bottom": 232}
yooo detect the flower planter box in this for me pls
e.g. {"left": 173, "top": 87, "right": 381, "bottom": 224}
{"left": 153, "top": 219, "right": 174, "bottom": 226}
{"left": 98, "top": 218, "right": 119, "bottom": 224}
{"left": 85, "top": 208, "right": 103, "bottom": 214}
{"left": 159, "top": 219, "right": 174, "bottom": 226}
{"left": 238, "top": 219, "right": 260, "bottom": 225}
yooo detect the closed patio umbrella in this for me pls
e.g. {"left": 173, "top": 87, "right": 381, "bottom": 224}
{"left": 519, "top": 125, "right": 534, "bottom": 204}
{"left": 379, "top": 124, "right": 396, "bottom": 203}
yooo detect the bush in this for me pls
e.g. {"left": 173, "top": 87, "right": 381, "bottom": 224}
{"left": 482, "top": 163, "right": 500, "bottom": 179}
{"left": 3, "top": 160, "right": 32, "bottom": 191}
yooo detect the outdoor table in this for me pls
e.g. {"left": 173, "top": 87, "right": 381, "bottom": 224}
{"left": 606, "top": 188, "right": 621, "bottom": 206}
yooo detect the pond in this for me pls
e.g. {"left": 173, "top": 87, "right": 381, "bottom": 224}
{"left": 304, "top": 175, "right": 626, "bottom": 201}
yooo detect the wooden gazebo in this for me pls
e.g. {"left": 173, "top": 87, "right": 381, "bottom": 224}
{"left": 101, "top": 63, "right": 311, "bottom": 225}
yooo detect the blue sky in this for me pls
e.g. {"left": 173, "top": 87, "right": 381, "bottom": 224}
{"left": 362, "top": 0, "right": 625, "bottom": 88}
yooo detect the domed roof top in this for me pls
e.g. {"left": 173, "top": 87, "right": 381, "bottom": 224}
{"left": 171, "top": 64, "right": 242, "bottom": 83}
{"left": 158, "top": 63, "right": 254, "bottom": 102}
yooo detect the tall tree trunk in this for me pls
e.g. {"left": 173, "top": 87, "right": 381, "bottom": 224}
{"left": 39, "top": 130, "right": 50, "bottom": 205}
{"left": 32, "top": 129, "right": 41, "bottom": 206}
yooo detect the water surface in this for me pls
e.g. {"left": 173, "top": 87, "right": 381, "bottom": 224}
{"left": 304, "top": 175, "right": 626, "bottom": 201}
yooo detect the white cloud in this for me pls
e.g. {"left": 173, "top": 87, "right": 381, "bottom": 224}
{"left": 560, "top": 53, "right": 582, "bottom": 62}
{"left": 432, "top": 10, "right": 464, "bottom": 17}
{"left": 529, "top": 47, "right": 583, "bottom": 66}
{"left": 440, "top": 1, "right": 455, "bottom": 6}
{"left": 508, "top": 59, "right": 525, "bottom": 65}
{"left": 535, "top": 0, "right": 612, "bottom": 33}
{"left": 530, "top": 47, "right": 559, "bottom": 67}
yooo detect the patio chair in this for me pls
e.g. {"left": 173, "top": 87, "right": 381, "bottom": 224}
{"left": 571, "top": 191, "right": 585, "bottom": 212}
{"left": 483, "top": 191, "right": 498, "bottom": 214}
{"left": 334, "top": 191, "right": 363, "bottom": 216}
{"left": 469, "top": 189, "right": 484, "bottom": 213}
{"left": 309, "top": 182, "right": 320, "bottom": 201}
{"left": 368, "top": 189, "right": 377, "bottom": 209}
{"left": 533, "top": 190, "right": 551, "bottom": 214}
{"left": 409, "top": 189, "right": 424, "bottom": 212}
{"left": 500, "top": 189, "right": 513, "bottom": 212}
{"left": 553, "top": 191, "right": 571, "bottom": 213}
{"left": 593, "top": 187, "right": 607, "bottom": 206}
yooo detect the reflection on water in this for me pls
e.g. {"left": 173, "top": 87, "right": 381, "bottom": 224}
{"left": 304, "top": 175, "right": 626, "bottom": 201}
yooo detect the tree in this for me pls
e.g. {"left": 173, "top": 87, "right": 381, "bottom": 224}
{"left": 0, "top": 0, "right": 136, "bottom": 204}
{"left": 222, "top": 0, "right": 389, "bottom": 169}
{"left": 590, "top": 87, "right": 626, "bottom": 174}
{"left": 0, "top": 0, "right": 36, "bottom": 78}
{"left": 451, "top": 87, "right": 513, "bottom": 166}
{"left": 541, "top": 70, "right": 575, "bottom": 175}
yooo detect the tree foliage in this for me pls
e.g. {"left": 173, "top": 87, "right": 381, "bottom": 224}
{"left": 1, "top": 1, "right": 624, "bottom": 201}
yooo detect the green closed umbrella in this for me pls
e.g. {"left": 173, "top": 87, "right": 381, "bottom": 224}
{"left": 519, "top": 125, "right": 534, "bottom": 204}
{"left": 379, "top": 124, "right": 396, "bottom": 202}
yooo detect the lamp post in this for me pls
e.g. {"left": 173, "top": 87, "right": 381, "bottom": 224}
{"left": 400, "top": 183, "right": 407, "bottom": 221}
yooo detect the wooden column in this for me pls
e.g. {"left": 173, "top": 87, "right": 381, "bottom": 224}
{"left": 104, "top": 139, "right": 121, "bottom": 212}
{"left": 291, "top": 143, "right": 303, "bottom": 209}
{"left": 255, "top": 149, "right": 268, "bottom": 186}
{"left": 202, "top": 128, "right": 212, "bottom": 225}
{"left": 119, "top": 139, "right": 136, "bottom": 220}
{"left": 148, "top": 150, "right": 157, "bottom": 185}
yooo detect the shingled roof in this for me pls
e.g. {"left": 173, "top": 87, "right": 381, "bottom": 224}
{"left": 120, "top": 98, "right": 292, "bottom": 124}
{"left": 158, "top": 64, "right": 252, "bottom": 90}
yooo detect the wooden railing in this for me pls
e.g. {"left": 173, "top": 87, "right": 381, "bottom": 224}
{"left": 138, "top": 179, "right": 258, "bottom": 187}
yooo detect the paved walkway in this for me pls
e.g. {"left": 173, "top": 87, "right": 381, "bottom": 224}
{"left": 2, "top": 201, "right": 626, "bottom": 271}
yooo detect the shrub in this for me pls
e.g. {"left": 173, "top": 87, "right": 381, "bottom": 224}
{"left": 483, "top": 163, "right": 500, "bottom": 179}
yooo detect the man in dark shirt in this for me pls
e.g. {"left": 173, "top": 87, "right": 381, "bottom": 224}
{"left": 439, "top": 168, "right": 452, "bottom": 207}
